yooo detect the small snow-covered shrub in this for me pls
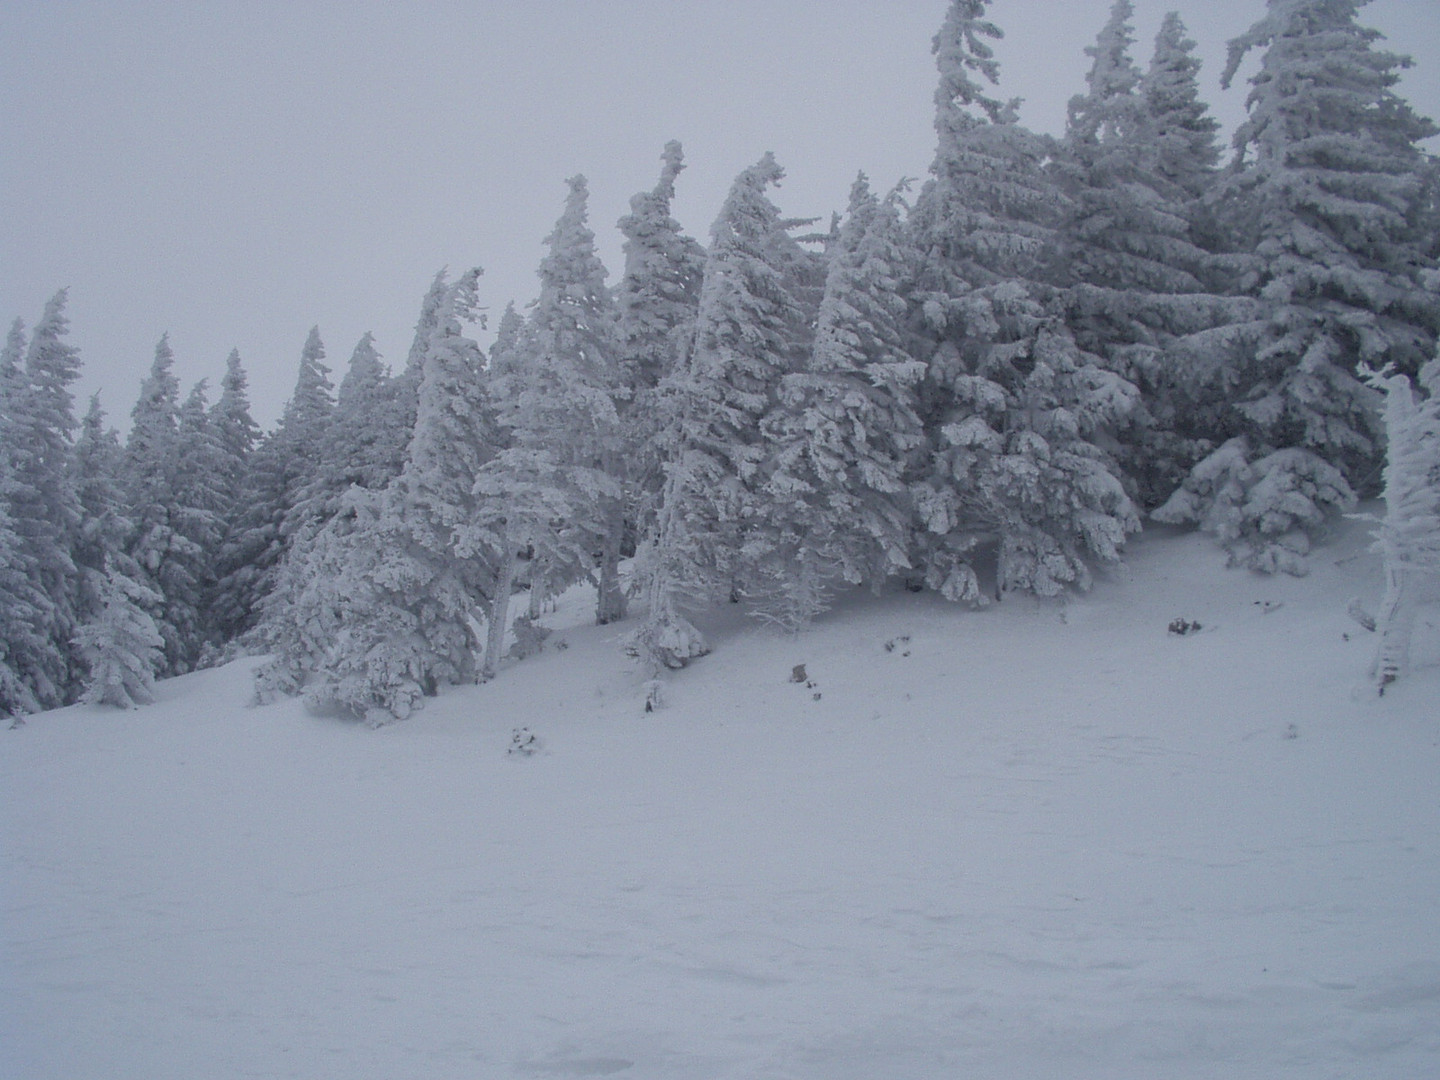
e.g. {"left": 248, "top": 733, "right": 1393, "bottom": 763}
{"left": 507, "top": 613, "right": 552, "bottom": 660}
{"left": 1153, "top": 437, "right": 1355, "bottom": 575}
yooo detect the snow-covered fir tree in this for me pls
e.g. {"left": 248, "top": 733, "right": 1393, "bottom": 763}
{"left": 260, "top": 269, "right": 503, "bottom": 717}
{"left": 288, "top": 332, "right": 407, "bottom": 534}
{"left": 630, "top": 153, "right": 822, "bottom": 670}
{"left": 1158, "top": 0, "right": 1440, "bottom": 573}
{"left": 501, "top": 175, "right": 627, "bottom": 625}
{"left": 1142, "top": 12, "right": 1223, "bottom": 204}
{"left": 754, "top": 174, "right": 926, "bottom": 628}
{"left": 910, "top": 0, "right": 1141, "bottom": 600}
{"left": 165, "top": 380, "right": 230, "bottom": 668}
{"left": 6, "top": 291, "right": 84, "bottom": 707}
{"left": 615, "top": 142, "right": 708, "bottom": 544}
{"left": 120, "top": 336, "right": 188, "bottom": 671}
{"left": 0, "top": 453, "right": 48, "bottom": 720}
{"left": 71, "top": 395, "right": 135, "bottom": 636}
{"left": 72, "top": 560, "right": 165, "bottom": 710}
{"left": 213, "top": 328, "right": 334, "bottom": 643}
{"left": 1054, "top": 3, "right": 1233, "bottom": 509}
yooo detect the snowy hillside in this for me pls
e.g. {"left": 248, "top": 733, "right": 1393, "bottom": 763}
{"left": 3, "top": 517, "right": 1438, "bottom": 1080}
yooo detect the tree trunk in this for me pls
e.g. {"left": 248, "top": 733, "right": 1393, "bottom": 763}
{"left": 1373, "top": 564, "right": 1419, "bottom": 693}
{"left": 482, "top": 522, "right": 515, "bottom": 682}
{"left": 596, "top": 496, "right": 628, "bottom": 625}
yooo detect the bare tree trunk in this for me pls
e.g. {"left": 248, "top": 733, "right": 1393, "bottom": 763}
{"left": 596, "top": 496, "right": 628, "bottom": 625}
{"left": 1373, "top": 564, "right": 1419, "bottom": 693}
{"left": 482, "top": 521, "right": 515, "bottom": 682}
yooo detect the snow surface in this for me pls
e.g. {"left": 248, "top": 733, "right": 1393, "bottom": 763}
{"left": 4, "top": 517, "right": 1439, "bottom": 1080}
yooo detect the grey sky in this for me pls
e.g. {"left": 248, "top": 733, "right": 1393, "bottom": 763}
{"left": 3, "top": 1, "right": 1438, "bottom": 430}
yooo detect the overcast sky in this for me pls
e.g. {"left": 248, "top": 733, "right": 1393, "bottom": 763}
{"left": 4, "top": 0, "right": 1438, "bottom": 431}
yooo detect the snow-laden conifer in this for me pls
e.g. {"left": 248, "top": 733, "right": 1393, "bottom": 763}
{"left": 290, "top": 332, "right": 405, "bottom": 532}
{"left": 73, "top": 561, "right": 164, "bottom": 710}
{"left": 72, "top": 395, "right": 137, "bottom": 639}
{"left": 7, "top": 291, "right": 84, "bottom": 707}
{"left": 0, "top": 458, "right": 46, "bottom": 720}
{"left": 261, "top": 270, "right": 503, "bottom": 717}
{"left": 1055, "top": 5, "right": 1233, "bottom": 509}
{"left": 615, "top": 142, "right": 707, "bottom": 551}
{"left": 214, "top": 329, "right": 334, "bottom": 643}
{"left": 629, "top": 153, "right": 821, "bottom": 671}
{"left": 1160, "top": 0, "right": 1440, "bottom": 572}
{"left": 753, "top": 175, "right": 926, "bottom": 628}
{"left": 502, "top": 176, "right": 627, "bottom": 625}
{"left": 911, "top": 1, "right": 1141, "bottom": 600}
{"left": 1142, "top": 12, "right": 1222, "bottom": 202}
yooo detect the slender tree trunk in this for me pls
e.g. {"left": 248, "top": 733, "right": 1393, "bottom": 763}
{"left": 596, "top": 495, "right": 628, "bottom": 625}
{"left": 482, "top": 520, "right": 515, "bottom": 682}
{"left": 527, "top": 553, "right": 546, "bottom": 619}
{"left": 1373, "top": 564, "right": 1419, "bottom": 693}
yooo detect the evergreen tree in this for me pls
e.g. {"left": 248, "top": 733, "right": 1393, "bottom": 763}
{"left": 0, "top": 458, "right": 46, "bottom": 720}
{"left": 910, "top": 0, "right": 1141, "bottom": 600}
{"left": 7, "top": 290, "right": 84, "bottom": 707}
{"left": 215, "top": 328, "right": 334, "bottom": 643}
{"left": 615, "top": 142, "right": 708, "bottom": 544}
{"left": 630, "top": 153, "right": 821, "bottom": 671}
{"left": 165, "top": 381, "right": 229, "bottom": 668}
{"left": 73, "top": 561, "right": 164, "bottom": 710}
{"left": 290, "top": 332, "right": 405, "bottom": 532}
{"left": 275, "top": 326, "right": 336, "bottom": 541}
{"left": 506, "top": 175, "right": 627, "bottom": 624}
{"left": 261, "top": 270, "right": 503, "bottom": 716}
{"left": 1142, "top": 12, "right": 1222, "bottom": 202}
{"left": 1055, "top": 4, "right": 1231, "bottom": 508}
{"left": 72, "top": 395, "right": 135, "bottom": 632}
{"left": 755, "top": 175, "right": 926, "bottom": 628}
{"left": 206, "top": 350, "right": 264, "bottom": 646}
{"left": 210, "top": 349, "right": 261, "bottom": 508}
{"left": 1157, "top": 0, "right": 1440, "bottom": 571}
{"left": 121, "top": 336, "right": 185, "bottom": 670}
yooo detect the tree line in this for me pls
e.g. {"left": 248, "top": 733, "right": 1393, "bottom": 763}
{"left": 4, "top": 0, "right": 1437, "bottom": 721}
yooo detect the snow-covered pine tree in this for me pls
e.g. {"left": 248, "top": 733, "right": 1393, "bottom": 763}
{"left": 261, "top": 268, "right": 503, "bottom": 718}
{"left": 205, "top": 350, "right": 265, "bottom": 646}
{"left": 1054, "top": 3, "right": 1232, "bottom": 509}
{"left": 288, "top": 332, "right": 406, "bottom": 534}
{"left": 1142, "top": 12, "right": 1223, "bottom": 203}
{"left": 72, "top": 395, "right": 135, "bottom": 636}
{"left": 120, "top": 337, "right": 187, "bottom": 671}
{"left": 165, "top": 381, "right": 229, "bottom": 668}
{"left": 72, "top": 560, "right": 165, "bottom": 710}
{"left": 629, "top": 153, "right": 821, "bottom": 671}
{"left": 1365, "top": 357, "right": 1440, "bottom": 690}
{"left": 910, "top": 0, "right": 1141, "bottom": 600}
{"left": 0, "top": 455, "right": 47, "bottom": 720}
{"left": 1056, "top": 0, "right": 1213, "bottom": 298}
{"left": 7, "top": 290, "right": 85, "bottom": 706}
{"left": 754, "top": 174, "right": 927, "bottom": 629}
{"left": 274, "top": 326, "right": 336, "bottom": 543}
{"left": 214, "top": 328, "right": 334, "bottom": 644}
{"left": 615, "top": 142, "right": 708, "bottom": 546}
{"left": 0, "top": 320, "right": 47, "bottom": 719}
{"left": 1158, "top": 0, "right": 1440, "bottom": 573}
{"left": 503, "top": 175, "right": 627, "bottom": 625}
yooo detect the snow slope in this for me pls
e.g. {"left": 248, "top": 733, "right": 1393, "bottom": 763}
{"left": 3, "top": 518, "right": 1438, "bottom": 1080}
